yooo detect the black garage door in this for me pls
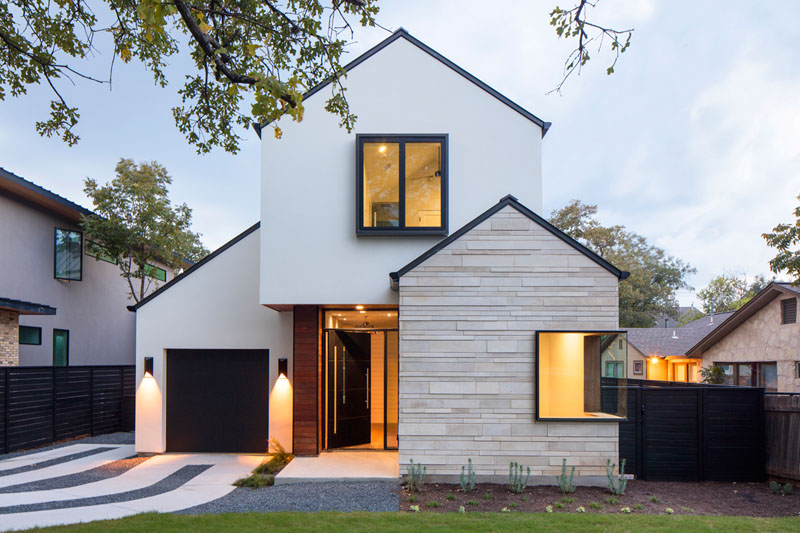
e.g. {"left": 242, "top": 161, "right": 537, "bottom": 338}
{"left": 166, "top": 349, "right": 268, "bottom": 453}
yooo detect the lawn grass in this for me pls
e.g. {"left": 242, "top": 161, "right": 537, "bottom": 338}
{"left": 31, "top": 512, "right": 800, "bottom": 532}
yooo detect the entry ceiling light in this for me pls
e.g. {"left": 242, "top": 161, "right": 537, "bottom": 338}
{"left": 359, "top": 315, "right": 375, "bottom": 329}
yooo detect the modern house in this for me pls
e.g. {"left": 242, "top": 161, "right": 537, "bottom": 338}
{"left": 132, "top": 29, "right": 631, "bottom": 483}
{"left": 0, "top": 168, "right": 174, "bottom": 367}
{"left": 626, "top": 312, "right": 732, "bottom": 382}
{"left": 688, "top": 282, "right": 800, "bottom": 392}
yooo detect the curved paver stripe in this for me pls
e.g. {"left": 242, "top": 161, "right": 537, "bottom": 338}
{"left": 0, "top": 445, "right": 107, "bottom": 472}
{"left": 0, "top": 465, "right": 211, "bottom": 514}
{"left": 0, "top": 457, "right": 149, "bottom": 494}
{"left": 0, "top": 446, "right": 134, "bottom": 489}
{"left": 0, "top": 448, "right": 115, "bottom": 478}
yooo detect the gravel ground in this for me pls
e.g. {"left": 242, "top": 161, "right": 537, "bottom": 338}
{"left": 178, "top": 481, "right": 399, "bottom": 514}
{"left": 0, "top": 432, "right": 134, "bottom": 462}
{"left": 0, "top": 447, "right": 115, "bottom": 477}
{"left": 0, "top": 464, "right": 211, "bottom": 514}
{"left": 0, "top": 456, "right": 149, "bottom": 493}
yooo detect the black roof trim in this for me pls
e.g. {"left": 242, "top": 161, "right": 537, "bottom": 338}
{"left": 254, "top": 28, "right": 550, "bottom": 138}
{"left": 0, "top": 297, "right": 57, "bottom": 315}
{"left": 390, "top": 194, "right": 628, "bottom": 284}
{"left": 0, "top": 167, "right": 95, "bottom": 218}
{"left": 129, "top": 222, "right": 260, "bottom": 312}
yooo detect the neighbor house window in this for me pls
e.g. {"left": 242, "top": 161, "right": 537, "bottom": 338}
{"left": 356, "top": 135, "right": 448, "bottom": 235}
{"left": 632, "top": 360, "right": 644, "bottom": 376}
{"left": 85, "top": 240, "right": 117, "bottom": 264}
{"left": 796, "top": 362, "right": 800, "bottom": 379}
{"left": 144, "top": 264, "right": 166, "bottom": 282}
{"left": 53, "top": 329, "right": 69, "bottom": 366}
{"left": 715, "top": 362, "right": 777, "bottom": 391}
{"left": 782, "top": 298, "right": 797, "bottom": 325}
{"left": 536, "top": 331, "right": 627, "bottom": 420}
{"left": 54, "top": 228, "right": 82, "bottom": 280}
{"left": 19, "top": 326, "right": 42, "bottom": 345}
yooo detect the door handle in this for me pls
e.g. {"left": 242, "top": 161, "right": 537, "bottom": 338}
{"left": 366, "top": 369, "right": 370, "bottom": 408}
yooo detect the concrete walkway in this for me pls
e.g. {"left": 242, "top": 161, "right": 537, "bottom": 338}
{"left": 0, "top": 446, "right": 134, "bottom": 489}
{"left": 0, "top": 453, "right": 263, "bottom": 531}
{"left": 275, "top": 451, "right": 398, "bottom": 484}
{"left": 0, "top": 444, "right": 106, "bottom": 472}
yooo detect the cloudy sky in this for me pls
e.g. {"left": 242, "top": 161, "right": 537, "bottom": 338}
{"left": 1, "top": 0, "right": 798, "bottom": 306}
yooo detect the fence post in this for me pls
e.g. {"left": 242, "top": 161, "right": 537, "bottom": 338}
{"left": 697, "top": 387, "right": 705, "bottom": 481}
{"left": 89, "top": 366, "right": 94, "bottom": 437}
{"left": 51, "top": 367, "right": 56, "bottom": 444}
{"left": 3, "top": 368, "right": 8, "bottom": 454}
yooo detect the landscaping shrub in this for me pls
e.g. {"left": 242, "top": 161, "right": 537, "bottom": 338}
{"left": 460, "top": 458, "right": 476, "bottom": 493}
{"left": 233, "top": 473, "right": 274, "bottom": 488}
{"left": 556, "top": 458, "right": 576, "bottom": 494}
{"left": 606, "top": 458, "right": 628, "bottom": 495}
{"left": 508, "top": 461, "right": 530, "bottom": 494}
{"left": 407, "top": 459, "right": 426, "bottom": 492}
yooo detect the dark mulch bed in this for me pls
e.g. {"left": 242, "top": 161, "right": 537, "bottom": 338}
{"left": 401, "top": 481, "right": 800, "bottom": 517}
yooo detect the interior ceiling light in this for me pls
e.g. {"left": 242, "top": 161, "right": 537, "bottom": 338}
{"left": 355, "top": 305, "right": 364, "bottom": 310}
{"left": 359, "top": 315, "right": 375, "bottom": 329}
{"left": 378, "top": 145, "right": 387, "bottom": 153}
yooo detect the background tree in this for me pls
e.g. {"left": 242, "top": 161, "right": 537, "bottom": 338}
{"left": 695, "top": 273, "right": 771, "bottom": 315}
{"left": 82, "top": 158, "right": 209, "bottom": 303}
{"left": 1, "top": 0, "right": 630, "bottom": 154}
{"left": 700, "top": 364, "right": 726, "bottom": 385}
{"left": 550, "top": 200, "right": 695, "bottom": 328}
{"left": 763, "top": 193, "right": 800, "bottom": 283}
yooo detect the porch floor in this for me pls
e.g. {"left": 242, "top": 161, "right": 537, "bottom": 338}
{"left": 275, "top": 451, "right": 399, "bottom": 485}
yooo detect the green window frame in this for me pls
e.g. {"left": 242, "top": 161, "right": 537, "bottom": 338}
{"left": 19, "top": 326, "right": 42, "bottom": 345}
{"left": 144, "top": 263, "right": 167, "bottom": 282}
{"left": 54, "top": 228, "right": 82, "bottom": 281}
{"left": 86, "top": 240, "right": 117, "bottom": 264}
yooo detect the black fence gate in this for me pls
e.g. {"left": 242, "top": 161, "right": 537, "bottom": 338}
{"left": 0, "top": 365, "right": 135, "bottom": 454}
{"left": 604, "top": 378, "right": 765, "bottom": 482}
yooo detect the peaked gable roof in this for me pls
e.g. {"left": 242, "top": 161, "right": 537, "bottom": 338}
{"left": 687, "top": 282, "right": 800, "bottom": 356}
{"left": 627, "top": 313, "right": 734, "bottom": 358}
{"left": 0, "top": 167, "right": 94, "bottom": 223}
{"left": 390, "top": 194, "right": 628, "bottom": 288}
{"left": 130, "top": 222, "right": 260, "bottom": 311}
{"left": 255, "top": 28, "right": 550, "bottom": 137}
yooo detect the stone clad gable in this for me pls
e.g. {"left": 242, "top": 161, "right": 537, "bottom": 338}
{"left": 397, "top": 206, "right": 620, "bottom": 481}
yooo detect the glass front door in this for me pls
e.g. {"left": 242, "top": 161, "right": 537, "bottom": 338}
{"left": 325, "top": 330, "right": 371, "bottom": 449}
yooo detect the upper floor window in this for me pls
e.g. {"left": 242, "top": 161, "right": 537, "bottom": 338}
{"left": 54, "top": 228, "right": 82, "bottom": 281}
{"left": 356, "top": 135, "right": 448, "bottom": 236}
{"left": 144, "top": 263, "right": 167, "bottom": 282}
{"left": 781, "top": 298, "right": 797, "bottom": 325}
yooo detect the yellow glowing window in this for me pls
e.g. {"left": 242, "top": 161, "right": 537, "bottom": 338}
{"left": 536, "top": 331, "right": 628, "bottom": 421}
{"left": 357, "top": 135, "right": 448, "bottom": 235}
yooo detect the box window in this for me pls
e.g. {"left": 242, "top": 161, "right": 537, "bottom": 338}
{"left": 357, "top": 135, "right": 448, "bottom": 235}
{"left": 53, "top": 329, "right": 69, "bottom": 366}
{"left": 144, "top": 264, "right": 167, "bottom": 282}
{"left": 782, "top": 298, "right": 797, "bottom": 325}
{"left": 19, "top": 326, "right": 42, "bottom": 345}
{"left": 536, "top": 331, "right": 627, "bottom": 420}
{"left": 54, "top": 228, "right": 82, "bottom": 281}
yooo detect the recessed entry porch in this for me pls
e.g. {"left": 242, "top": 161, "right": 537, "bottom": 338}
{"left": 322, "top": 309, "right": 398, "bottom": 451}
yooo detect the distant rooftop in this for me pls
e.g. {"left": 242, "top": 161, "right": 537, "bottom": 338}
{"left": 626, "top": 311, "right": 734, "bottom": 357}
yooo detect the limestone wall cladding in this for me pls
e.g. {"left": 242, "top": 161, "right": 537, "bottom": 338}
{"left": 398, "top": 207, "right": 620, "bottom": 481}
{"left": 0, "top": 310, "right": 20, "bottom": 366}
{"left": 702, "top": 296, "right": 800, "bottom": 392}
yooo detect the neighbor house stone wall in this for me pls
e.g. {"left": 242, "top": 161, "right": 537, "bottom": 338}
{"left": 398, "top": 206, "right": 620, "bottom": 483}
{"left": 0, "top": 310, "right": 20, "bottom": 366}
{"left": 701, "top": 295, "right": 800, "bottom": 392}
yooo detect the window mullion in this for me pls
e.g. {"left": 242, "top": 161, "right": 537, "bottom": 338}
{"left": 399, "top": 140, "right": 406, "bottom": 229}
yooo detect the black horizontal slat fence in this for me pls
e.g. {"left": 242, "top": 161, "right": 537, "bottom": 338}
{"left": 603, "top": 377, "right": 765, "bottom": 482}
{"left": 0, "top": 365, "right": 135, "bottom": 454}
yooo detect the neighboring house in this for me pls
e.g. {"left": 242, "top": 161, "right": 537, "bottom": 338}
{"left": 132, "top": 29, "right": 631, "bottom": 484}
{"left": 626, "top": 312, "right": 733, "bottom": 382}
{"left": 688, "top": 282, "right": 800, "bottom": 392}
{"left": 0, "top": 168, "right": 174, "bottom": 367}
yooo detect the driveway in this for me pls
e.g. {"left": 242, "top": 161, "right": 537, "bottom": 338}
{"left": 0, "top": 434, "right": 262, "bottom": 531}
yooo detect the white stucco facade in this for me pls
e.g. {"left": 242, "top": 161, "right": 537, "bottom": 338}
{"left": 134, "top": 226, "right": 294, "bottom": 453}
{"left": 260, "top": 32, "right": 545, "bottom": 306}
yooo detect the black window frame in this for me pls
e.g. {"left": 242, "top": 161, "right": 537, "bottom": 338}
{"left": 356, "top": 134, "right": 449, "bottom": 236}
{"left": 534, "top": 329, "right": 628, "bottom": 422}
{"left": 19, "top": 325, "right": 42, "bottom": 345}
{"left": 781, "top": 297, "right": 797, "bottom": 325}
{"left": 54, "top": 227, "right": 83, "bottom": 281}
